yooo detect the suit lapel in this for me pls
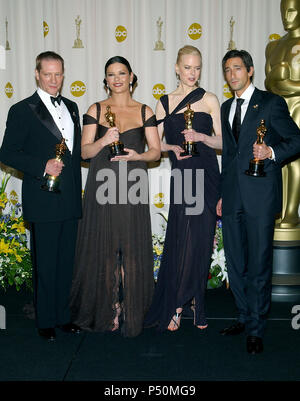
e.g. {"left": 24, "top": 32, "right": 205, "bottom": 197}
{"left": 240, "top": 88, "right": 261, "bottom": 134}
{"left": 63, "top": 98, "right": 80, "bottom": 154}
{"left": 223, "top": 97, "right": 236, "bottom": 144}
{"left": 28, "top": 92, "right": 63, "bottom": 141}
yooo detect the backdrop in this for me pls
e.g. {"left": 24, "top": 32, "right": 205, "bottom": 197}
{"left": 0, "top": 0, "right": 288, "bottom": 234}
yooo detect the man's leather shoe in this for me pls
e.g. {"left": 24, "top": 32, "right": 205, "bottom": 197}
{"left": 58, "top": 323, "right": 81, "bottom": 334}
{"left": 247, "top": 336, "right": 263, "bottom": 354}
{"left": 220, "top": 322, "right": 245, "bottom": 336}
{"left": 38, "top": 328, "right": 56, "bottom": 341}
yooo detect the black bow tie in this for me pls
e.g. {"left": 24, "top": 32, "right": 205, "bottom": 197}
{"left": 50, "top": 95, "right": 62, "bottom": 106}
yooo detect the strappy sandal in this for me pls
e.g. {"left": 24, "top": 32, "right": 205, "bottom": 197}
{"left": 111, "top": 303, "right": 122, "bottom": 332}
{"left": 191, "top": 299, "right": 208, "bottom": 330}
{"left": 167, "top": 309, "right": 183, "bottom": 331}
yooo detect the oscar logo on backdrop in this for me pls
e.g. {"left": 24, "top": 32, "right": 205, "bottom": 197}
{"left": 73, "top": 15, "right": 84, "bottom": 48}
{"left": 152, "top": 83, "right": 166, "bottom": 100}
{"left": 115, "top": 25, "right": 127, "bottom": 43}
{"left": 5, "top": 82, "right": 13, "bottom": 98}
{"left": 188, "top": 23, "right": 202, "bottom": 40}
{"left": 70, "top": 81, "right": 86, "bottom": 97}
{"left": 154, "top": 17, "right": 165, "bottom": 51}
{"left": 43, "top": 21, "right": 49, "bottom": 37}
{"left": 265, "top": 0, "right": 300, "bottom": 301}
{"left": 154, "top": 193, "right": 165, "bottom": 209}
{"left": 5, "top": 17, "right": 10, "bottom": 50}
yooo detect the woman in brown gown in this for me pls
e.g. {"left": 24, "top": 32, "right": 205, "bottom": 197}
{"left": 70, "top": 56, "right": 160, "bottom": 337}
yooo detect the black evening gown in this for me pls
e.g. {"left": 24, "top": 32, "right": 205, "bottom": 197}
{"left": 144, "top": 88, "right": 220, "bottom": 330}
{"left": 70, "top": 103, "right": 155, "bottom": 337}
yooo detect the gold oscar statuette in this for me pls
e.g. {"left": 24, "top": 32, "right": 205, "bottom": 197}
{"left": 41, "top": 138, "right": 67, "bottom": 193}
{"left": 265, "top": 0, "right": 300, "bottom": 237}
{"left": 227, "top": 17, "right": 236, "bottom": 51}
{"left": 5, "top": 17, "right": 10, "bottom": 51}
{"left": 73, "top": 15, "right": 84, "bottom": 48}
{"left": 245, "top": 119, "right": 267, "bottom": 177}
{"left": 105, "top": 105, "right": 128, "bottom": 159}
{"left": 154, "top": 17, "right": 165, "bottom": 51}
{"left": 180, "top": 103, "right": 199, "bottom": 157}
{"left": 264, "top": 0, "right": 300, "bottom": 300}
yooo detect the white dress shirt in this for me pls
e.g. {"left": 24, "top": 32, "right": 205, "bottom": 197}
{"left": 229, "top": 83, "right": 274, "bottom": 160}
{"left": 229, "top": 82, "right": 255, "bottom": 127}
{"left": 37, "top": 88, "right": 74, "bottom": 153}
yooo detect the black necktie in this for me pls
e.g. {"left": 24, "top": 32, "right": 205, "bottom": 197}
{"left": 232, "top": 98, "right": 244, "bottom": 142}
{"left": 50, "top": 95, "right": 62, "bottom": 107}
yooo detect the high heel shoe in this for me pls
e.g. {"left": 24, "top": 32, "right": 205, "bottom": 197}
{"left": 167, "top": 308, "right": 183, "bottom": 331}
{"left": 111, "top": 303, "right": 122, "bottom": 332}
{"left": 191, "top": 301, "right": 208, "bottom": 330}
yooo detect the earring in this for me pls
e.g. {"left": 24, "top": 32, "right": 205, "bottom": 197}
{"left": 130, "top": 82, "right": 133, "bottom": 93}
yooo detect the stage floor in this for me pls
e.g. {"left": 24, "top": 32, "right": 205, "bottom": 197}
{"left": 0, "top": 285, "right": 299, "bottom": 382}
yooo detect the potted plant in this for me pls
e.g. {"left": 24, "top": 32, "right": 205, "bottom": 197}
{"left": 0, "top": 173, "right": 32, "bottom": 291}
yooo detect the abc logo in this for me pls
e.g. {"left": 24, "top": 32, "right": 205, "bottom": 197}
{"left": 115, "top": 25, "right": 127, "bottom": 42}
{"left": 152, "top": 83, "right": 166, "bottom": 100}
{"left": 188, "top": 23, "right": 202, "bottom": 40}
{"left": 43, "top": 21, "right": 49, "bottom": 37}
{"left": 269, "top": 33, "right": 281, "bottom": 42}
{"left": 154, "top": 192, "right": 165, "bottom": 209}
{"left": 5, "top": 82, "right": 13, "bottom": 98}
{"left": 70, "top": 81, "right": 86, "bottom": 97}
{"left": 223, "top": 83, "right": 233, "bottom": 99}
{"left": 9, "top": 190, "right": 18, "bottom": 206}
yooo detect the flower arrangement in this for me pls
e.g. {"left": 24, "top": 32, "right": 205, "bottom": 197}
{"left": 152, "top": 213, "right": 228, "bottom": 289}
{"left": 152, "top": 228, "right": 165, "bottom": 282}
{"left": 152, "top": 211, "right": 167, "bottom": 282}
{"left": 207, "top": 219, "right": 228, "bottom": 289}
{"left": 0, "top": 173, "right": 32, "bottom": 291}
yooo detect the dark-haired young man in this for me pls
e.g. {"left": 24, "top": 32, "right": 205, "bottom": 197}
{"left": 217, "top": 49, "right": 300, "bottom": 354}
{"left": 0, "top": 51, "right": 82, "bottom": 340}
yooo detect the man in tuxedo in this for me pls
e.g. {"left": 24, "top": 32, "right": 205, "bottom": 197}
{"left": 217, "top": 49, "right": 300, "bottom": 354}
{"left": 0, "top": 51, "right": 82, "bottom": 340}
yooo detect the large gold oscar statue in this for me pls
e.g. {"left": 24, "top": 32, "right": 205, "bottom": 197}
{"left": 265, "top": 0, "right": 300, "bottom": 241}
{"left": 265, "top": 0, "right": 300, "bottom": 302}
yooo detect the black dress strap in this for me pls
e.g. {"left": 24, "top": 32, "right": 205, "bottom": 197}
{"left": 141, "top": 104, "right": 146, "bottom": 125}
{"left": 83, "top": 114, "right": 97, "bottom": 125}
{"left": 95, "top": 102, "right": 100, "bottom": 122}
{"left": 141, "top": 104, "right": 157, "bottom": 127}
{"left": 156, "top": 95, "right": 169, "bottom": 125}
{"left": 82, "top": 102, "right": 101, "bottom": 125}
{"left": 172, "top": 87, "right": 205, "bottom": 115}
{"left": 159, "top": 95, "right": 169, "bottom": 115}
{"left": 144, "top": 114, "right": 157, "bottom": 127}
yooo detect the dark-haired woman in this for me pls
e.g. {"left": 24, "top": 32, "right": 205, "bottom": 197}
{"left": 70, "top": 57, "right": 160, "bottom": 337}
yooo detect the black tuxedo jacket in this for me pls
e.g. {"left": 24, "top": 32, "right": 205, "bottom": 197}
{"left": 0, "top": 91, "right": 82, "bottom": 223}
{"left": 221, "top": 88, "right": 300, "bottom": 216}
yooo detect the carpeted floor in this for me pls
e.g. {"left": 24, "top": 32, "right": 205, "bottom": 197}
{"left": 0, "top": 285, "right": 299, "bottom": 382}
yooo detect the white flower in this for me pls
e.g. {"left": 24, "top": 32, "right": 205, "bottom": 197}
{"left": 211, "top": 248, "right": 228, "bottom": 282}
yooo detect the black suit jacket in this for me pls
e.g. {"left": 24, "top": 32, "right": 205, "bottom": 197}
{"left": 221, "top": 88, "right": 300, "bottom": 216}
{"left": 0, "top": 91, "right": 82, "bottom": 223}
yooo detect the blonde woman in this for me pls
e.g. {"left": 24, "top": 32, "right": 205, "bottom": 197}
{"left": 145, "top": 46, "right": 222, "bottom": 331}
